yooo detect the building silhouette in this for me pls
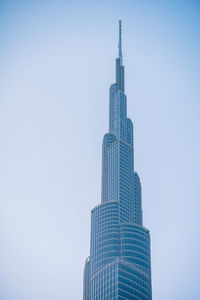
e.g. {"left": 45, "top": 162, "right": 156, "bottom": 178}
{"left": 83, "top": 21, "right": 152, "bottom": 300}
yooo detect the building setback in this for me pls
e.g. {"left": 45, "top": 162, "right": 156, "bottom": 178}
{"left": 83, "top": 21, "right": 152, "bottom": 300}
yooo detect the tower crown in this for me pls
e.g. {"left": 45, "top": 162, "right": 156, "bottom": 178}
{"left": 118, "top": 20, "right": 123, "bottom": 64}
{"left": 116, "top": 20, "right": 125, "bottom": 92}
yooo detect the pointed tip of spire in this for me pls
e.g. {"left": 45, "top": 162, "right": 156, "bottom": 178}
{"left": 118, "top": 20, "right": 123, "bottom": 64}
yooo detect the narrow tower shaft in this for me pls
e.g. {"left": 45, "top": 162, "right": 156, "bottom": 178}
{"left": 104, "top": 21, "right": 142, "bottom": 224}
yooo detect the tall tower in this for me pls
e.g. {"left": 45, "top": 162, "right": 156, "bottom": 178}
{"left": 83, "top": 21, "right": 152, "bottom": 300}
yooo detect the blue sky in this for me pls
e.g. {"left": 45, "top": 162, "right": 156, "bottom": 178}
{"left": 1, "top": 1, "right": 200, "bottom": 299}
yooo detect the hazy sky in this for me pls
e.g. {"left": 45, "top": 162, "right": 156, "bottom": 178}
{"left": 1, "top": 1, "right": 200, "bottom": 299}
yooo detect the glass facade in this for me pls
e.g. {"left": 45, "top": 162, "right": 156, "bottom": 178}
{"left": 83, "top": 21, "right": 152, "bottom": 299}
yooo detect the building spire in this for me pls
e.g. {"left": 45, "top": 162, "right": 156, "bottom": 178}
{"left": 118, "top": 20, "right": 123, "bottom": 64}
{"left": 116, "top": 20, "right": 124, "bottom": 92}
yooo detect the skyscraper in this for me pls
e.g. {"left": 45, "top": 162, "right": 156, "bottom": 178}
{"left": 83, "top": 21, "right": 152, "bottom": 300}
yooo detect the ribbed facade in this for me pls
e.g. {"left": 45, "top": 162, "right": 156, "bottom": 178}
{"left": 83, "top": 21, "right": 152, "bottom": 300}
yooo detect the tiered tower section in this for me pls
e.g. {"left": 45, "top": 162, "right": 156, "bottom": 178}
{"left": 83, "top": 21, "right": 152, "bottom": 300}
